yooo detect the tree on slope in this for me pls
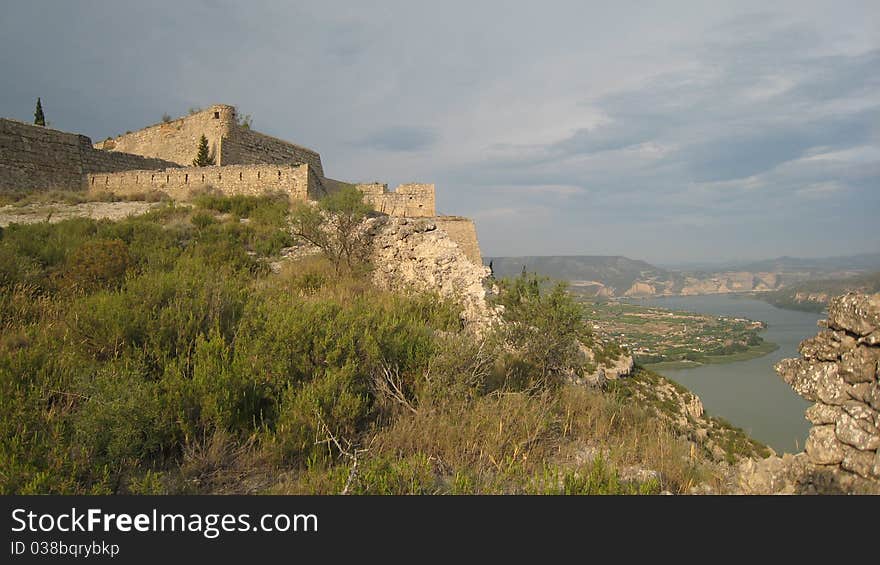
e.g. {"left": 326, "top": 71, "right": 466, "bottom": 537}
{"left": 34, "top": 97, "right": 45, "bottom": 126}
{"left": 193, "top": 134, "right": 215, "bottom": 166}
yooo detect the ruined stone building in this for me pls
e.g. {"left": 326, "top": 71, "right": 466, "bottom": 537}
{"left": 0, "top": 104, "right": 481, "bottom": 263}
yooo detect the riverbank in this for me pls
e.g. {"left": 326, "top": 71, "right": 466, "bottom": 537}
{"left": 633, "top": 294, "right": 820, "bottom": 454}
{"left": 644, "top": 341, "right": 779, "bottom": 370}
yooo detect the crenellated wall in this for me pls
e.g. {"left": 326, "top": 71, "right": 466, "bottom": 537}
{"left": 1, "top": 118, "right": 177, "bottom": 193}
{"left": 356, "top": 182, "right": 435, "bottom": 217}
{"left": 86, "top": 164, "right": 315, "bottom": 202}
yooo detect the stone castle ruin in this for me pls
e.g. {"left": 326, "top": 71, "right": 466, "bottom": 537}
{"left": 0, "top": 104, "right": 482, "bottom": 263}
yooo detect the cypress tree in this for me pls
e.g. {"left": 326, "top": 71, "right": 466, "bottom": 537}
{"left": 193, "top": 134, "right": 215, "bottom": 166}
{"left": 34, "top": 97, "right": 45, "bottom": 126}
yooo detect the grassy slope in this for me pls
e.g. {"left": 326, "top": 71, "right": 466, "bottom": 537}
{"left": 1, "top": 196, "right": 763, "bottom": 495}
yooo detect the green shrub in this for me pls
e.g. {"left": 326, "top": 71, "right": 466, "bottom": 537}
{"left": 60, "top": 239, "right": 130, "bottom": 292}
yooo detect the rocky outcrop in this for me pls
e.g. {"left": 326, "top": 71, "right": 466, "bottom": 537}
{"left": 368, "top": 216, "right": 499, "bottom": 330}
{"left": 738, "top": 292, "right": 880, "bottom": 494}
{"left": 569, "top": 344, "right": 634, "bottom": 387}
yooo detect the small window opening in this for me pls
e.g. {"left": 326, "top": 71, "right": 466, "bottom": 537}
{"left": 185, "top": 174, "right": 188, "bottom": 184}
{"left": 105, "top": 177, "right": 109, "bottom": 185}
{"left": 202, "top": 174, "right": 205, "bottom": 182}
{"left": 91, "top": 177, "right": 95, "bottom": 186}
{"left": 218, "top": 173, "right": 221, "bottom": 181}
{"left": 213, "top": 111, "right": 220, "bottom": 119}
{"left": 166, "top": 175, "right": 170, "bottom": 183}
{"left": 278, "top": 170, "right": 281, "bottom": 179}
{"left": 239, "top": 171, "right": 242, "bottom": 181}
{"left": 257, "top": 171, "right": 261, "bottom": 179}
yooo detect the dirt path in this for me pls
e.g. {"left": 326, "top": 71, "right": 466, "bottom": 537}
{"left": 0, "top": 201, "right": 162, "bottom": 227}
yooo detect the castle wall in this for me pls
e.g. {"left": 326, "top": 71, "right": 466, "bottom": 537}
{"left": 221, "top": 127, "right": 324, "bottom": 176}
{"left": 93, "top": 105, "right": 324, "bottom": 175}
{"left": 87, "top": 164, "right": 312, "bottom": 202}
{"left": 356, "top": 183, "right": 436, "bottom": 217}
{"left": 1, "top": 118, "right": 176, "bottom": 193}
{"left": 434, "top": 216, "right": 483, "bottom": 264}
{"left": 93, "top": 105, "right": 231, "bottom": 167}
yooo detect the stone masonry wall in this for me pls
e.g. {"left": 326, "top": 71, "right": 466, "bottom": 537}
{"left": 1, "top": 118, "right": 176, "bottom": 193}
{"left": 775, "top": 292, "right": 880, "bottom": 486}
{"left": 433, "top": 216, "right": 482, "bottom": 265}
{"left": 94, "top": 104, "right": 324, "bottom": 175}
{"left": 356, "top": 183, "right": 436, "bottom": 217}
{"left": 94, "top": 105, "right": 231, "bottom": 166}
{"left": 87, "top": 164, "right": 313, "bottom": 202}
{"left": 222, "top": 127, "right": 323, "bottom": 176}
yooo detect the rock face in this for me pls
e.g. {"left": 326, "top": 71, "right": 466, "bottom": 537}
{"left": 569, "top": 344, "right": 634, "bottom": 387}
{"left": 368, "top": 216, "right": 499, "bottom": 329}
{"left": 740, "top": 292, "right": 880, "bottom": 494}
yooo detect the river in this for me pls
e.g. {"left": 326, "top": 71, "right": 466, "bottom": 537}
{"left": 627, "top": 294, "right": 823, "bottom": 454}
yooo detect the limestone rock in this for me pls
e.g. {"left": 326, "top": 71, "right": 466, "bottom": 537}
{"left": 799, "top": 330, "right": 855, "bottom": 361}
{"left": 838, "top": 346, "right": 880, "bottom": 384}
{"left": 805, "top": 425, "right": 845, "bottom": 465}
{"left": 840, "top": 446, "right": 877, "bottom": 479}
{"left": 684, "top": 394, "right": 704, "bottom": 420}
{"left": 826, "top": 292, "right": 880, "bottom": 337}
{"left": 804, "top": 403, "right": 842, "bottom": 425}
{"left": 369, "top": 216, "right": 498, "bottom": 330}
{"left": 776, "top": 358, "right": 848, "bottom": 404}
{"left": 833, "top": 402, "right": 880, "bottom": 451}
{"left": 766, "top": 292, "right": 880, "bottom": 492}
{"left": 736, "top": 453, "right": 809, "bottom": 494}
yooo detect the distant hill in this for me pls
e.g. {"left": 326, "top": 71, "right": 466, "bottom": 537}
{"left": 730, "top": 253, "right": 880, "bottom": 274}
{"left": 760, "top": 271, "right": 880, "bottom": 312}
{"left": 486, "top": 253, "right": 880, "bottom": 299}
{"left": 485, "top": 256, "right": 681, "bottom": 296}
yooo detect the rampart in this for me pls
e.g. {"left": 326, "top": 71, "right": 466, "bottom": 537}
{"left": 94, "top": 105, "right": 324, "bottom": 175}
{"left": 434, "top": 216, "right": 482, "bottom": 264}
{"left": 222, "top": 127, "right": 323, "bottom": 176}
{"left": 87, "top": 164, "right": 318, "bottom": 202}
{"left": 1, "top": 118, "right": 177, "bottom": 193}
{"left": 355, "top": 182, "right": 436, "bottom": 217}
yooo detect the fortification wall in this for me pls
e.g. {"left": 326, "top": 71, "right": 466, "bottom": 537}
{"left": 1, "top": 118, "right": 177, "bottom": 193}
{"left": 1, "top": 118, "right": 86, "bottom": 192}
{"left": 87, "top": 164, "right": 313, "bottom": 202}
{"left": 94, "top": 105, "right": 232, "bottom": 166}
{"left": 356, "top": 183, "right": 436, "bottom": 217}
{"left": 93, "top": 104, "right": 324, "bottom": 175}
{"left": 434, "top": 216, "right": 483, "bottom": 264}
{"left": 222, "top": 127, "right": 323, "bottom": 176}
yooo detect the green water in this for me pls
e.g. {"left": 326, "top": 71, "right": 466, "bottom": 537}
{"left": 629, "top": 294, "right": 822, "bottom": 454}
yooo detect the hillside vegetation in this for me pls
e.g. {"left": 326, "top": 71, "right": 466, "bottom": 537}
{"left": 1, "top": 192, "right": 757, "bottom": 494}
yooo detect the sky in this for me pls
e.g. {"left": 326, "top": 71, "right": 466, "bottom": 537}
{"left": 1, "top": 0, "right": 878, "bottom": 263}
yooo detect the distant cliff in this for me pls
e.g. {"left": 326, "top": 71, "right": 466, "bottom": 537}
{"left": 486, "top": 254, "right": 880, "bottom": 299}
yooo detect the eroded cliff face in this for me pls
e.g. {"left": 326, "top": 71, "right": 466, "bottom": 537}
{"left": 368, "top": 216, "right": 499, "bottom": 329}
{"left": 738, "top": 292, "right": 880, "bottom": 494}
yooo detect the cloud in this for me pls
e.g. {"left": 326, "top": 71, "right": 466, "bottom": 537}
{"left": 1, "top": 1, "right": 877, "bottom": 261}
{"left": 356, "top": 126, "right": 439, "bottom": 152}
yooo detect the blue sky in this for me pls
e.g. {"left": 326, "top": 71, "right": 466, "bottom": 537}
{"left": 1, "top": 1, "right": 878, "bottom": 263}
